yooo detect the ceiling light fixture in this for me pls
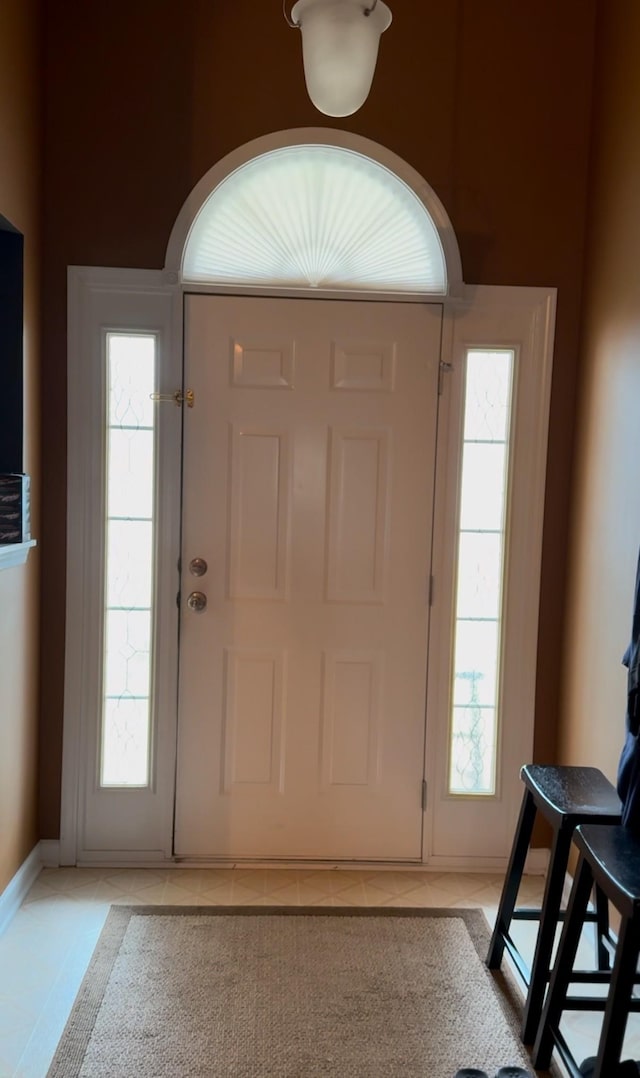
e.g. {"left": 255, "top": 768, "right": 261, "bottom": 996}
{"left": 284, "top": 0, "right": 392, "bottom": 118}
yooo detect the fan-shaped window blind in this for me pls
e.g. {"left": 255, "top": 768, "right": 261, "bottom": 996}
{"left": 182, "top": 145, "right": 447, "bottom": 293}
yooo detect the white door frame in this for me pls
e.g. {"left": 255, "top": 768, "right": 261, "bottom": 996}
{"left": 60, "top": 272, "right": 554, "bottom": 867}
{"left": 59, "top": 130, "right": 555, "bottom": 867}
{"left": 424, "top": 285, "right": 556, "bottom": 869}
{"left": 61, "top": 269, "right": 183, "bottom": 865}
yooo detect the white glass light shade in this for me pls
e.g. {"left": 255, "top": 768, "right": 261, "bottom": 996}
{"left": 291, "top": 0, "right": 392, "bottom": 117}
{"left": 182, "top": 145, "right": 448, "bottom": 293}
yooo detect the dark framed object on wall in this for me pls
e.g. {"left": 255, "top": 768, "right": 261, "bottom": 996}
{"left": 0, "top": 213, "right": 24, "bottom": 475}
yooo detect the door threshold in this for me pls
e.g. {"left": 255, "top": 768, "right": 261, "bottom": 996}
{"left": 172, "top": 858, "right": 427, "bottom": 871}
{"left": 72, "top": 853, "right": 533, "bottom": 873}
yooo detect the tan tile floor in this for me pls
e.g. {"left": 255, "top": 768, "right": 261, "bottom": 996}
{"left": 0, "top": 866, "right": 637, "bottom": 1077}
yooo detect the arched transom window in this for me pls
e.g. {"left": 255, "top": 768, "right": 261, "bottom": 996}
{"left": 181, "top": 144, "right": 449, "bottom": 294}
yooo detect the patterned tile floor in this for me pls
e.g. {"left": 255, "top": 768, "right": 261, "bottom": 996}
{"left": 0, "top": 865, "right": 636, "bottom": 1077}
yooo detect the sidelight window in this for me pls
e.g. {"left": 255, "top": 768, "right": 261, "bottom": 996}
{"left": 448, "top": 349, "right": 514, "bottom": 795}
{"left": 100, "top": 333, "right": 157, "bottom": 787}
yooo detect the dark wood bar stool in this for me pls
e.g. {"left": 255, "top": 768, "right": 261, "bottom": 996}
{"left": 533, "top": 823, "right": 640, "bottom": 1078}
{"left": 487, "top": 764, "right": 621, "bottom": 1044}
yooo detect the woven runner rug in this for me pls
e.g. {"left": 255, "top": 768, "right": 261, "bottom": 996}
{"left": 47, "top": 906, "right": 548, "bottom": 1078}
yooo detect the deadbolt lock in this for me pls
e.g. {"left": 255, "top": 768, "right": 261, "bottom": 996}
{"left": 189, "top": 557, "right": 208, "bottom": 577}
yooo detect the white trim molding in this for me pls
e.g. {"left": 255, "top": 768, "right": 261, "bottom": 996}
{"left": 424, "top": 284, "right": 557, "bottom": 864}
{"left": 61, "top": 267, "right": 183, "bottom": 866}
{"left": 60, "top": 138, "right": 556, "bottom": 868}
{"left": 0, "top": 844, "right": 42, "bottom": 937}
{"left": 0, "top": 539, "right": 36, "bottom": 571}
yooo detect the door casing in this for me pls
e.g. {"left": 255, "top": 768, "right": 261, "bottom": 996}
{"left": 61, "top": 107, "right": 554, "bottom": 871}
{"left": 61, "top": 266, "right": 555, "bottom": 869}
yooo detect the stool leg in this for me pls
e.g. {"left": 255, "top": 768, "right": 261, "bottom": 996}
{"left": 594, "top": 884, "right": 611, "bottom": 971}
{"left": 591, "top": 910, "right": 640, "bottom": 1078}
{"left": 532, "top": 854, "right": 594, "bottom": 1071}
{"left": 487, "top": 788, "right": 536, "bottom": 969}
{"left": 522, "top": 822, "right": 573, "bottom": 1044}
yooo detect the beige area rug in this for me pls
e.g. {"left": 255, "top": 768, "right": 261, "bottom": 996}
{"left": 48, "top": 906, "right": 550, "bottom": 1078}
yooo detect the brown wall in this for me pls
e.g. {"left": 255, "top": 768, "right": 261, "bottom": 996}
{"left": 0, "top": 0, "right": 41, "bottom": 890}
{"left": 560, "top": 2, "right": 640, "bottom": 777}
{"left": 39, "top": 0, "right": 597, "bottom": 834}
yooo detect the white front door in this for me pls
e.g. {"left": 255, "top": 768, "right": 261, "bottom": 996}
{"left": 173, "top": 295, "right": 442, "bottom": 860}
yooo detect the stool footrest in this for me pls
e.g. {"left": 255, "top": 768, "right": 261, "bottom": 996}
{"left": 565, "top": 965, "right": 630, "bottom": 985}
{"left": 512, "top": 907, "right": 603, "bottom": 924}
{"left": 563, "top": 994, "right": 640, "bottom": 1012}
{"left": 511, "top": 908, "right": 544, "bottom": 922}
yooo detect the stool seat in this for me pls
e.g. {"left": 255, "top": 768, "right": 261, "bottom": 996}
{"left": 487, "top": 764, "right": 621, "bottom": 1046}
{"left": 576, "top": 824, "right": 640, "bottom": 915}
{"left": 522, "top": 764, "right": 623, "bottom": 824}
{"left": 533, "top": 823, "right": 640, "bottom": 1078}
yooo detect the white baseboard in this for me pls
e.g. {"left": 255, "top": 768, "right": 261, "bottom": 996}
{"left": 0, "top": 844, "right": 42, "bottom": 937}
{"left": 0, "top": 840, "right": 62, "bottom": 937}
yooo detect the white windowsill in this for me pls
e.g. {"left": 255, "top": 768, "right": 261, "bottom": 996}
{"left": 0, "top": 539, "right": 37, "bottom": 570}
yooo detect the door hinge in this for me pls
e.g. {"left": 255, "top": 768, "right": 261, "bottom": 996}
{"left": 428, "top": 574, "right": 434, "bottom": 606}
{"left": 438, "top": 360, "right": 453, "bottom": 396}
{"left": 421, "top": 779, "right": 428, "bottom": 811}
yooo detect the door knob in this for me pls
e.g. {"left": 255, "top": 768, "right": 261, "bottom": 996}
{"left": 189, "top": 557, "right": 208, "bottom": 577}
{"left": 187, "top": 591, "right": 207, "bottom": 613}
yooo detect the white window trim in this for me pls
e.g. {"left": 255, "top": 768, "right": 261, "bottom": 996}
{"left": 60, "top": 267, "right": 183, "bottom": 865}
{"left": 164, "top": 128, "right": 464, "bottom": 298}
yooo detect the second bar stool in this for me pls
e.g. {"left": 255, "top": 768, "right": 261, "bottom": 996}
{"left": 486, "top": 764, "right": 621, "bottom": 1044}
{"left": 533, "top": 823, "right": 640, "bottom": 1077}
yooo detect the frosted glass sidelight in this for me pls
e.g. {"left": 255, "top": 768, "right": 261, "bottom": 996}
{"left": 104, "top": 610, "right": 152, "bottom": 698}
{"left": 182, "top": 145, "right": 447, "bottom": 293}
{"left": 102, "top": 699, "right": 152, "bottom": 789}
{"left": 463, "top": 351, "right": 511, "bottom": 441}
{"left": 107, "top": 429, "right": 154, "bottom": 519}
{"left": 108, "top": 335, "right": 155, "bottom": 428}
{"left": 452, "top": 620, "right": 499, "bottom": 708}
{"left": 455, "top": 533, "right": 502, "bottom": 620}
{"left": 449, "top": 350, "right": 514, "bottom": 795}
{"left": 101, "top": 334, "right": 156, "bottom": 787}
{"left": 459, "top": 444, "right": 507, "bottom": 532}
{"left": 106, "top": 521, "right": 153, "bottom": 609}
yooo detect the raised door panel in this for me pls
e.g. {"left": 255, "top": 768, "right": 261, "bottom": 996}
{"left": 326, "top": 428, "right": 391, "bottom": 604}
{"left": 228, "top": 426, "right": 291, "bottom": 600}
{"left": 222, "top": 649, "right": 286, "bottom": 792}
{"left": 321, "top": 651, "right": 382, "bottom": 788}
